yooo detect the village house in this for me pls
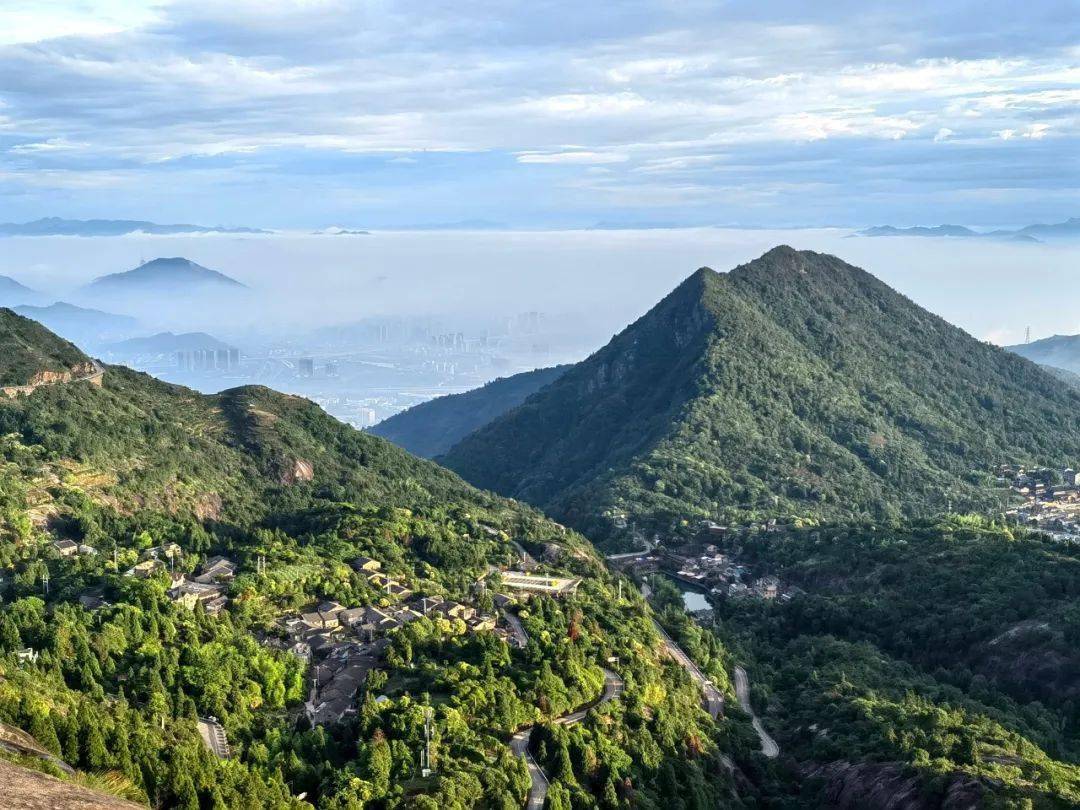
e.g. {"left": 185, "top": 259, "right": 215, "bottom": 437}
{"left": 301, "top": 609, "right": 341, "bottom": 632}
{"left": 144, "top": 543, "right": 182, "bottom": 561}
{"left": 51, "top": 539, "right": 78, "bottom": 557}
{"left": 169, "top": 577, "right": 229, "bottom": 614}
{"left": 351, "top": 556, "right": 382, "bottom": 573}
{"left": 753, "top": 577, "right": 780, "bottom": 599}
{"left": 126, "top": 558, "right": 165, "bottom": 578}
{"left": 192, "top": 556, "right": 237, "bottom": 584}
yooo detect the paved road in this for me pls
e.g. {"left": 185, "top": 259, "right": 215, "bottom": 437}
{"left": 652, "top": 619, "right": 724, "bottom": 719}
{"left": 501, "top": 609, "right": 529, "bottom": 647}
{"left": 558, "top": 668, "right": 624, "bottom": 726}
{"left": 1, "top": 360, "right": 105, "bottom": 398}
{"left": 513, "top": 667, "right": 624, "bottom": 808}
{"left": 510, "top": 727, "right": 549, "bottom": 810}
{"left": 733, "top": 666, "right": 779, "bottom": 758}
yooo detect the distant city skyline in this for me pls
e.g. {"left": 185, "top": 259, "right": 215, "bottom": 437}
{"left": 0, "top": 1, "right": 1076, "bottom": 229}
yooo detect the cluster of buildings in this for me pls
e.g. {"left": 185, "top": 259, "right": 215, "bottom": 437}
{"left": 50, "top": 539, "right": 96, "bottom": 558}
{"left": 176, "top": 348, "right": 240, "bottom": 373}
{"left": 999, "top": 464, "right": 1080, "bottom": 541}
{"left": 167, "top": 555, "right": 237, "bottom": 616}
{"left": 666, "top": 546, "right": 793, "bottom": 602}
{"left": 268, "top": 556, "right": 535, "bottom": 725}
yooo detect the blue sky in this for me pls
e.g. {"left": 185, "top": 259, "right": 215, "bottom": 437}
{"left": 0, "top": 1, "right": 1077, "bottom": 229}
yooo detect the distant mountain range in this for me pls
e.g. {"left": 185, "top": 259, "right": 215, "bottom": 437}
{"left": 0, "top": 275, "right": 43, "bottom": 306}
{"left": 859, "top": 217, "right": 1080, "bottom": 241}
{"left": 1007, "top": 334, "right": 1080, "bottom": 376}
{"left": 104, "top": 331, "right": 234, "bottom": 356}
{"left": 0, "top": 217, "right": 269, "bottom": 237}
{"left": 13, "top": 302, "right": 140, "bottom": 348}
{"left": 429, "top": 246, "right": 1080, "bottom": 543}
{"left": 81, "top": 257, "right": 246, "bottom": 297}
{"left": 369, "top": 365, "right": 570, "bottom": 458}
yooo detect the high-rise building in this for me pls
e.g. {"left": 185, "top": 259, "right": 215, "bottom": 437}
{"left": 299, "top": 358, "right": 314, "bottom": 377}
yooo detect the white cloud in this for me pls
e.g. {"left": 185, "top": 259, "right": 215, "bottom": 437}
{"left": 0, "top": 1, "right": 162, "bottom": 45}
{"left": 517, "top": 150, "right": 629, "bottom": 164}
{"left": 0, "top": 1, "right": 1075, "bottom": 223}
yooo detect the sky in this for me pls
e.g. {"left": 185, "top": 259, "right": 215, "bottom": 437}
{"left": 0, "top": 1, "right": 1076, "bottom": 229}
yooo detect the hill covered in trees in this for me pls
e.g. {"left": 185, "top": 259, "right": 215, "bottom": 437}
{"left": 0, "top": 319, "right": 740, "bottom": 809}
{"left": 441, "top": 247, "right": 1080, "bottom": 544}
{"left": 370, "top": 365, "right": 569, "bottom": 458}
{"left": 681, "top": 516, "right": 1080, "bottom": 807}
{"left": 0, "top": 309, "right": 96, "bottom": 387}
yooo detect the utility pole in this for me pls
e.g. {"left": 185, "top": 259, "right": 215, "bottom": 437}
{"left": 1025, "top": 326, "right": 1031, "bottom": 344}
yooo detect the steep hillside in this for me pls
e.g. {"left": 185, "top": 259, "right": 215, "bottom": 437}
{"left": 369, "top": 365, "right": 569, "bottom": 457}
{"left": 0, "top": 319, "right": 737, "bottom": 809}
{"left": 0, "top": 309, "right": 95, "bottom": 387}
{"left": 442, "top": 247, "right": 1080, "bottom": 542}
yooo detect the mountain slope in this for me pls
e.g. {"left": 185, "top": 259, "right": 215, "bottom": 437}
{"left": 14, "top": 302, "right": 140, "bottom": 348}
{"left": 441, "top": 247, "right": 1080, "bottom": 542}
{"left": 0, "top": 316, "right": 735, "bottom": 810}
{"left": 0, "top": 308, "right": 95, "bottom": 386}
{"left": 0, "top": 275, "right": 41, "bottom": 306}
{"left": 82, "top": 257, "right": 245, "bottom": 295}
{"left": 369, "top": 365, "right": 569, "bottom": 457}
{"left": 1008, "top": 334, "right": 1080, "bottom": 375}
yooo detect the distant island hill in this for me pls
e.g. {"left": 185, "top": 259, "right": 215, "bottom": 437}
{"left": 0, "top": 217, "right": 269, "bottom": 236}
{"left": 858, "top": 216, "right": 1080, "bottom": 242}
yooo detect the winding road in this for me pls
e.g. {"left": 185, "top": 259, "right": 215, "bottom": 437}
{"left": 734, "top": 666, "right": 779, "bottom": 758}
{"left": 1, "top": 360, "right": 104, "bottom": 398}
{"left": 512, "top": 667, "right": 624, "bottom": 809}
{"left": 652, "top": 619, "right": 724, "bottom": 719}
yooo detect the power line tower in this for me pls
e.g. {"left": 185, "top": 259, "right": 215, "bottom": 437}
{"left": 1026, "top": 326, "right": 1031, "bottom": 344}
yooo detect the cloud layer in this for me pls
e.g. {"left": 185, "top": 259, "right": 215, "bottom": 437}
{"left": 0, "top": 1, "right": 1076, "bottom": 227}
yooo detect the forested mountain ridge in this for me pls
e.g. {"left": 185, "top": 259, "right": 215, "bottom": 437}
{"left": 370, "top": 364, "right": 570, "bottom": 458}
{"left": 0, "top": 308, "right": 96, "bottom": 387}
{"left": 0, "top": 318, "right": 739, "bottom": 809}
{"left": 441, "top": 247, "right": 1080, "bottom": 544}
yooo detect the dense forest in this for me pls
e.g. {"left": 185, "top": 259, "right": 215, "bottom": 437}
{"left": 440, "top": 248, "right": 1080, "bottom": 546}
{"left": 370, "top": 365, "right": 568, "bottom": 459}
{"left": 673, "top": 517, "right": 1080, "bottom": 807}
{"left": 0, "top": 308, "right": 92, "bottom": 386}
{"left": 0, "top": 313, "right": 743, "bottom": 808}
